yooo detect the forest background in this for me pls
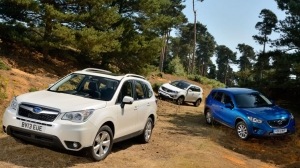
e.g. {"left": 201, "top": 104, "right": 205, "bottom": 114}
{"left": 0, "top": 0, "right": 299, "bottom": 102}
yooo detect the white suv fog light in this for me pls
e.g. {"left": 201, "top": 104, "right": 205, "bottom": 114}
{"left": 73, "top": 142, "right": 78, "bottom": 148}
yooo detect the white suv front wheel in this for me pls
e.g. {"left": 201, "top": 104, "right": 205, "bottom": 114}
{"left": 176, "top": 96, "right": 184, "bottom": 105}
{"left": 89, "top": 125, "right": 113, "bottom": 161}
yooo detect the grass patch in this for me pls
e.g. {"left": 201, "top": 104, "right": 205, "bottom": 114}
{"left": 0, "top": 75, "right": 8, "bottom": 99}
{"left": 0, "top": 61, "right": 11, "bottom": 70}
{"left": 152, "top": 82, "right": 164, "bottom": 93}
{"left": 29, "top": 88, "right": 39, "bottom": 92}
{"left": 187, "top": 74, "right": 225, "bottom": 88}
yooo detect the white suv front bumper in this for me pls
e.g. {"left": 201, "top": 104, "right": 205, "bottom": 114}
{"left": 158, "top": 87, "right": 180, "bottom": 100}
{"left": 2, "top": 107, "right": 98, "bottom": 151}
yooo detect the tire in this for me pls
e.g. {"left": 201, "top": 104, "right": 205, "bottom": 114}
{"left": 138, "top": 117, "right": 153, "bottom": 143}
{"left": 176, "top": 96, "right": 184, "bottom": 105}
{"left": 205, "top": 109, "right": 213, "bottom": 125}
{"left": 88, "top": 125, "right": 113, "bottom": 161}
{"left": 236, "top": 121, "right": 249, "bottom": 140}
{"left": 194, "top": 99, "right": 201, "bottom": 107}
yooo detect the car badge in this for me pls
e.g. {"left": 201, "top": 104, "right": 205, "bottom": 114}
{"left": 33, "top": 107, "right": 43, "bottom": 113}
{"left": 277, "top": 120, "right": 283, "bottom": 125}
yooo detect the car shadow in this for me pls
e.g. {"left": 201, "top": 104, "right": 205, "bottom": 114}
{"left": 0, "top": 134, "right": 140, "bottom": 167}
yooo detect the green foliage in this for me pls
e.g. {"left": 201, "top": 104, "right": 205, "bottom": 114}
{"left": 29, "top": 88, "right": 39, "bottom": 92}
{"left": 166, "top": 56, "right": 186, "bottom": 76}
{"left": 0, "top": 61, "right": 11, "bottom": 70}
{"left": 187, "top": 74, "right": 226, "bottom": 88}
{"left": 152, "top": 82, "right": 164, "bottom": 93}
{"left": 140, "top": 64, "right": 158, "bottom": 77}
{"left": 0, "top": 75, "right": 8, "bottom": 99}
{"left": 215, "top": 45, "right": 236, "bottom": 86}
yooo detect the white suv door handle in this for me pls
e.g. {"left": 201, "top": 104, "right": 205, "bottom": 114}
{"left": 134, "top": 106, "right": 138, "bottom": 110}
{"left": 147, "top": 103, "right": 150, "bottom": 106}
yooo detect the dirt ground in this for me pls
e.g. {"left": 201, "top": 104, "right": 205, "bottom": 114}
{"left": 1, "top": 67, "right": 300, "bottom": 168}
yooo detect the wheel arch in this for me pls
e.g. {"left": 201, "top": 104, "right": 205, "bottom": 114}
{"left": 235, "top": 117, "right": 247, "bottom": 128}
{"left": 101, "top": 121, "right": 115, "bottom": 137}
{"left": 204, "top": 106, "right": 211, "bottom": 116}
{"left": 148, "top": 114, "right": 155, "bottom": 127}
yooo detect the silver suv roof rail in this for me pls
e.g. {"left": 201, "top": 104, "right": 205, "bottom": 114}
{"left": 124, "top": 74, "right": 145, "bottom": 79}
{"left": 83, "top": 68, "right": 112, "bottom": 73}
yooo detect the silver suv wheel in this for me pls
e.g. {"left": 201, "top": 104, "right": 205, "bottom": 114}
{"left": 236, "top": 121, "right": 249, "bottom": 140}
{"left": 89, "top": 125, "right": 113, "bottom": 161}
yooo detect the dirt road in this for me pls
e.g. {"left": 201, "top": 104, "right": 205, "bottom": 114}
{"left": 0, "top": 69, "right": 299, "bottom": 168}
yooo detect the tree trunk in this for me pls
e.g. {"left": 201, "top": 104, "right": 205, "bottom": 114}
{"left": 164, "top": 30, "right": 171, "bottom": 62}
{"left": 192, "top": 0, "right": 196, "bottom": 74}
{"left": 43, "top": 19, "right": 52, "bottom": 62}
{"left": 260, "top": 35, "right": 267, "bottom": 80}
{"left": 159, "top": 34, "right": 166, "bottom": 72}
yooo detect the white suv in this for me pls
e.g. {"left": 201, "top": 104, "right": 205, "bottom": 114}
{"left": 158, "top": 80, "right": 203, "bottom": 106}
{"left": 2, "top": 68, "right": 157, "bottom": 161}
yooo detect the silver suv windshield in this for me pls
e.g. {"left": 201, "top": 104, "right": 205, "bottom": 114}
{"left": 170, "top": 80, "right": 190, "bottom": 90}
{"left": 48, "top": 73, "right": 120, "bottom": 101}
{"left": 234, "top": 93, "right": 273, "bottom": 108}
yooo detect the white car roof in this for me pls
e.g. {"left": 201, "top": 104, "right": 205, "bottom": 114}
{"left": 73, "top": 68, "right": 146, "bottom": 81}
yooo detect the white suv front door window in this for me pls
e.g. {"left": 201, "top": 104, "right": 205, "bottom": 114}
{"left": 185, "top": 86, "right": 195, "bottom": 101}
{"left": 115, "top": 80, "right": 137, "bottom": 138}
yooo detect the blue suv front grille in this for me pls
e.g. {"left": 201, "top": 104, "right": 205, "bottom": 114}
{"left": 267, "top": 119, "right": 289, "bottom": 128}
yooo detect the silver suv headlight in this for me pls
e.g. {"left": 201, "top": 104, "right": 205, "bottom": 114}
{"left": 62, "top": 109, "right": 94, "bottom": 123}
{"left": 10, "top": 97, "right": 18, "bottom": 110}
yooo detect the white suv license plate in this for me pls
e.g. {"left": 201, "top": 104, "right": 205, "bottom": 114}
{"left": 20, "top": 121, "right": 45, "bottom": 132}
{"left": 273, "top": 128, "right": 287, "bottom": 134}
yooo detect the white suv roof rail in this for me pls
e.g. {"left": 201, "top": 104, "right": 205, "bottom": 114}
{"left": 124, "top": 74, "right": 146, "bottom": 79}
{"left": 83, "top": 68, "right": 112, "bottom": 73}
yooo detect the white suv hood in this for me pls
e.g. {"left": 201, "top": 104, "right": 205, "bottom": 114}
{"left": 162, "top": 83, "right": 183, "bottom": 92}
{"left": 16, "top": 90, "right": 107, "bottom": 112}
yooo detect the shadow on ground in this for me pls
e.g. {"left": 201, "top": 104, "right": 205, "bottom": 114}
{"left": 0, "top": 134, "right": 139, "bottom": 167}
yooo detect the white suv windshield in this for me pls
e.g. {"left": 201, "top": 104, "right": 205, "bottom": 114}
{"left": 48, "top": 73, "right": 120, "bottom": 100}
{"left": 170, "top": 80, "right": 190, "bottom": 90}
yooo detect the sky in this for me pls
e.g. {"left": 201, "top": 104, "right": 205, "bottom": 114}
{"left": 178, "top": 0, "right": 287, "bottom": 71}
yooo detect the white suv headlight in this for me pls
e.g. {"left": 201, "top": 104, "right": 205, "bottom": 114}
{"left": 62, "top": 109, "right": 94, "bottom": 123}
{"left": 247, "top": 116, "right": 263, "bottom": 123}
{"left": 10, "top": 97, "right": 18, "bottom": 110}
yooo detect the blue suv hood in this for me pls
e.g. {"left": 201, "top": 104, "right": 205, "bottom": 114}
{"left": 237, "top": 106, "right": 291, "bottom": 120}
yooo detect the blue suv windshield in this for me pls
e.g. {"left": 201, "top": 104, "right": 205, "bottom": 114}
{"left": 233, "top": 93, "right": 273, "bottom": 108}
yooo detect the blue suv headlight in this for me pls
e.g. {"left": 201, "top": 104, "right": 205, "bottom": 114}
{"left": 291, "top": 113, "right": 294, "bottom": 119}
{"left": 247, "top": 116, "right": 263, "bottom": 123}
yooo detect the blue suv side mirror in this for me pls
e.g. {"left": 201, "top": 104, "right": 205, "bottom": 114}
{"left": 225, "top": 103, "right": 233, "bottom": 109}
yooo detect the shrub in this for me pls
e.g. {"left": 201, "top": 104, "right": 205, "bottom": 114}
{"left": 152, "top": 82, "right": 164, "bottom": 93}
{"left": 156, "top": 72, "right": 163, "bottom": 78}
{"left": 0, "top": 61, "right": 11, "bottom": 70}
{"left": 166, "top": 56, "right": 186, "bottom": 76}
{"left": 29, "top": 88, "right": 39, "bottom": 92}
{"left": 187, "top": 74, "right": 225, "bottom": 88}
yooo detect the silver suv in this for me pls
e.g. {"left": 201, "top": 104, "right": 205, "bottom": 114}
{"left": 2, "top": 68, "right": 157, "bottom": 161}
{"left": 158, "top": 80, "right": 203, "bottom": 106}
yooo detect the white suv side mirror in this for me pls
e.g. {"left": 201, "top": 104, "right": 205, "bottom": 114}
{"left": 121, "top": 96, "right": 134, "bottom": 108}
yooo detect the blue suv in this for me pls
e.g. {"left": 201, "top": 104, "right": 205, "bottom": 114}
{"left": 204, "top": 88, "right": 296, "bottom": 140}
